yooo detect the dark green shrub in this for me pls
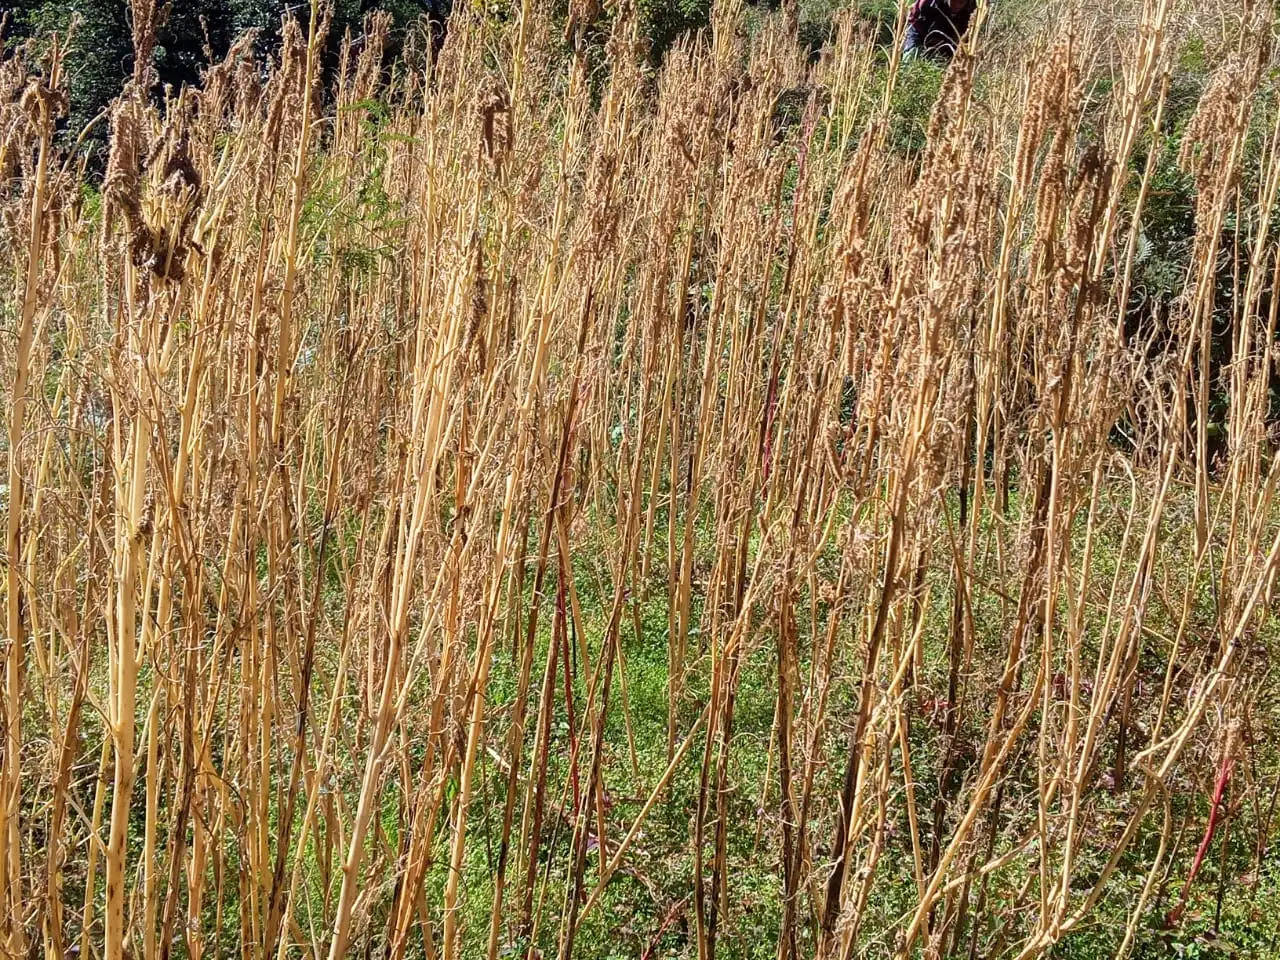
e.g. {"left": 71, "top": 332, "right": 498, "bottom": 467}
{"left": 638, "top": 0, "right": 714, "bottom": 55}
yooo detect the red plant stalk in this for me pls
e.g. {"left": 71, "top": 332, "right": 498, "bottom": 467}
{"left": 640, "top": 897, "right": 689, "bottom": 960}
{"left": 1166, "top": 744, "right": 1236, "bottom": 928}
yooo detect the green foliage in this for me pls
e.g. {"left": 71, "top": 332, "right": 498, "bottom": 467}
{"left": 4, "top": 0, "right": 862, "bottom": 138}
{"left": 856, "top": 0, "right": 901, "bottom": 47}
{"left": 638, "top": 0, "right": 715, "bottom": 56}
{"left": 794, "top": 0, "right": 847, "bottom": 50}
{"left": 1124, "top": 42, "right": 1203, "bottom": 310}
{"left": 10, "top": 0, "right": 131, "bottom": 154}
{"left": 5, "top": 0, "right": 453, "bottom": 169}
{"left": 303, "top": 100, "right": 409, "bottom": 283}
{"left": 889, "top": 55, "right": 944, "bottom": 154}
{"left": 1129, "top": 149, "right": 1195, "bottom": 307}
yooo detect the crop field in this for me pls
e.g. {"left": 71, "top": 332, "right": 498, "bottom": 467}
{"left": 3, "top": 1, "right": 1280, "bottom": 958}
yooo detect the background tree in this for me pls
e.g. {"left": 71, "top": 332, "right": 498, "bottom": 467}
{"left": 3, "top": 0, "right": 455, "bottom": 167}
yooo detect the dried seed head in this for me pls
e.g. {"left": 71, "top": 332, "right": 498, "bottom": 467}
{"left": 129, "top": 0, "right": 169, "bottom": 89}
{"left": 103, "top": 94, "right": 146, "bottom": 247}
{"left": 197, "top": 31, "right": 258, "bottom": 131}
{"left": 476, "top": 76, "right": 512, "bottom": 169}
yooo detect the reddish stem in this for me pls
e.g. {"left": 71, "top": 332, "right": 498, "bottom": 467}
{"left": 1166, "top": 745, "right": 1235, "bottom": 928}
